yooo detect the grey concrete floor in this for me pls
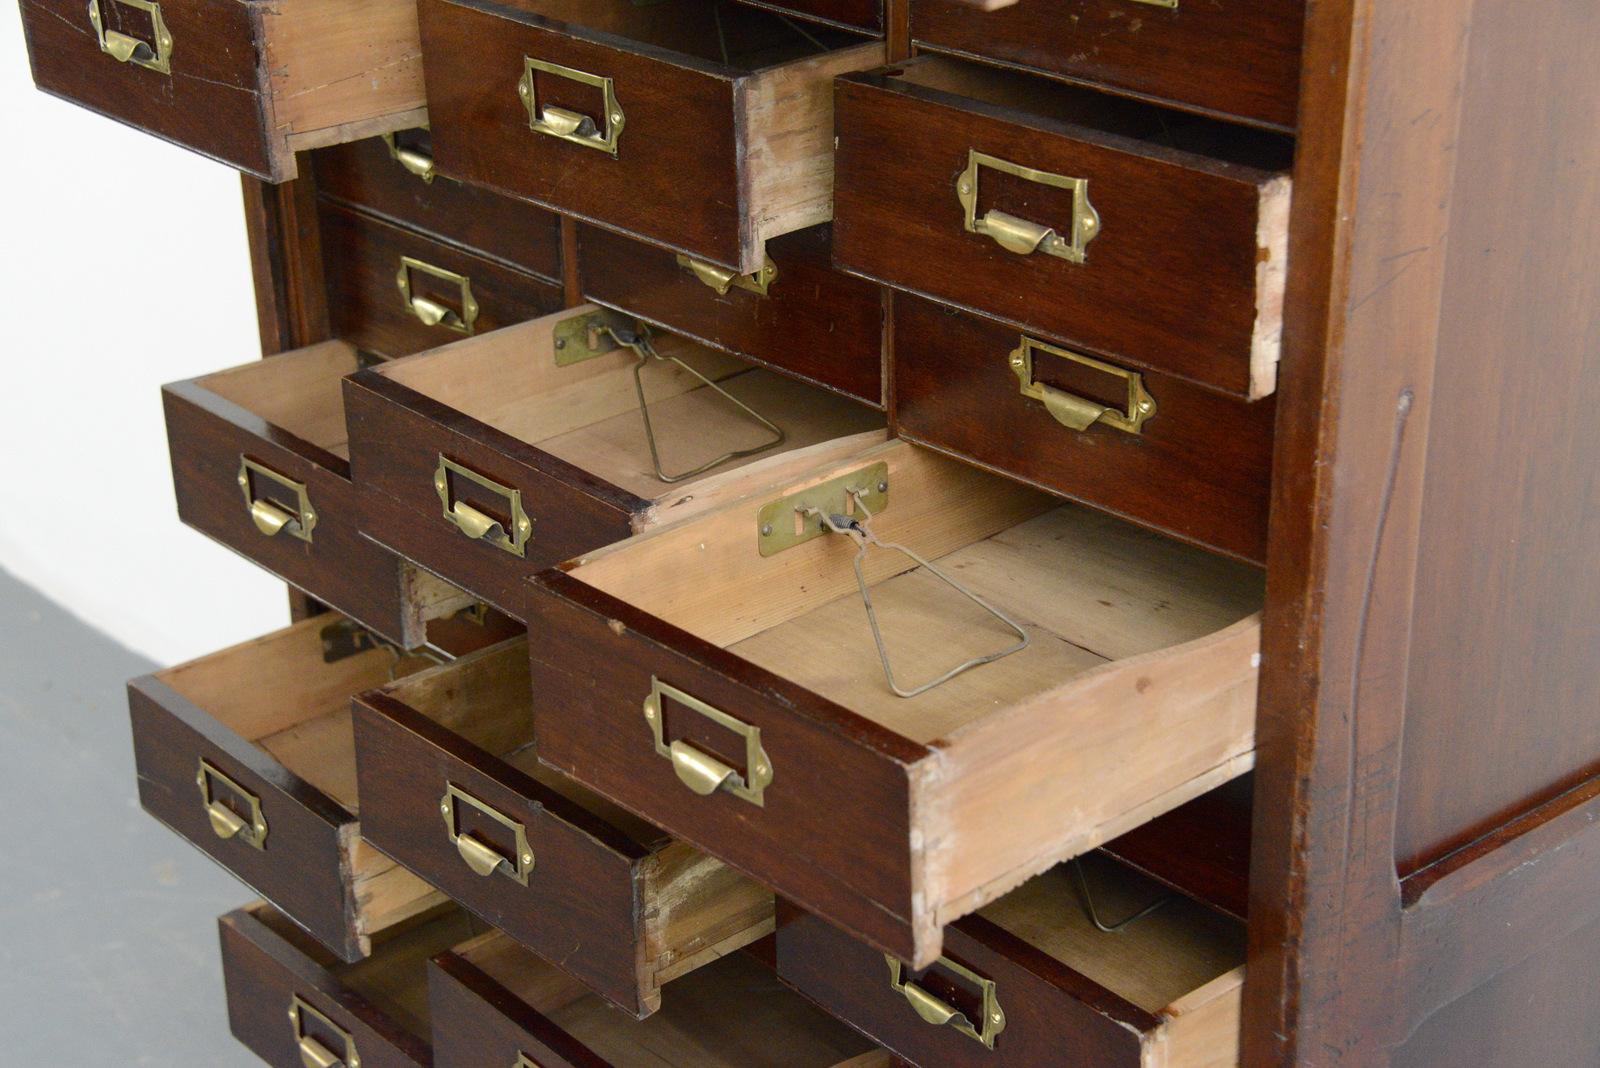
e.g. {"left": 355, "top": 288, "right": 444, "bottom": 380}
{"left": 0, "top": 568, "right": 255, "bottom": 1065}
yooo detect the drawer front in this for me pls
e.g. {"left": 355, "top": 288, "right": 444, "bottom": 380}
{"left": 352, "top": 693, "right": 653, "bottom": 1015}
{"left": 912, "top": 0, "right": 1305, "bottom": 130}
{"left": 419, "top": 0, "right": 745, "bottom": 269}
{"left": 526, "top": 569, "right": 925, "bottom": 961}
{"left": 322, "top": 203, "right": 565, "bottom": 360}
{"left": 344, "top": 372, "right": 639, "bottom": 619}
{"left": 892, "top": 294, "right": 1274, "bottom": 563}
{"left": 312, "top": 136, "right": 564, "bottom": 281}
{"left": 130, "top": 678, "right": 357, "bottom": 958}
{"left": 162, "top": 380, "right": 428, "bottom": 648}
{"left": 220, "top": 909, "right": 431, "bottom": 1068}
{"left": 21, "top": 0, "right": 271, "bottom": 175}
{"left": 580, "top": 224, "right": 884, "bottom": 405}
{"left": 431, "top": 953, "right": 606, "bottom": 1068}
{"left": 778, "top": 908, "right": 1150, "bottom": 1067}
{"left": 834, "top": 70, "right": 1291, "bottom": 399}
{"left": 735, "top": 0, "right": 884, "bottom": 33}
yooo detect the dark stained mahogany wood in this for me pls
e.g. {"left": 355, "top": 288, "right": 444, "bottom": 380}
{"left": 20, "top": 0, "right": 273, "bottom": 175}
{"left": 319, "top": 202, "right": 564, "bottom": 360}
{"left": 525, "top": 568, "right": 926, "bottom": 961}
{"left": 735, "top": 0, "right": 883, "bottom": 33}
{"left": 834, "top": 58, "right": 1293, "bottom": 399}
{"left": 131, "top": 676, "right": 361, "bottom": 959}
{"left": 1100, "top": 775, "right": 1253, "bottom": 922}
{"left": 578, "top": 223, "right": 885, "bottom": 406}
{"left": 911, "top": 0, "right": 1304, "bottom": 131}
{"left": 242, "top": 174, "right": 331, "bottom": 357}
{"left": 892, "top": 293, "right": 1275, "bottom": 563}
{"left": 312, "top": 135, "right": 563, "bottom": 282}
{"left": 163, "top": 368, "right": 441, "bottom": 649}
{"left": 220, "top": 905, "right": 470, "bottom": 1068}
{"left": 431, "top": 950, "right": 611, "bottom": 1068}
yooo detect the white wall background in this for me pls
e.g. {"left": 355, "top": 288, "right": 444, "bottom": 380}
{"left": 2, "top": 4, "right": 291, "bottom": 663}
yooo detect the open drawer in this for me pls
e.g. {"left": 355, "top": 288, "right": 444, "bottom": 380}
{"left": 416, "top": 0, "right": 885, "bottom": 273}
{"left": 834, "top": 55, "right": 1294, "bottom": 400}
{"left": 352, "top": 638, "right": 774, "bottom": 1017}
{"left": 129, "top": 616, "right": 458, "bottom": 962}
{"left": 431, "top": 930, "right": 894, "bottom": 1068}
{"left": 525, "top": 438, "right": 1264, "bottom": 967}
{"left": 164, "top": 341, "right": 477, "bottom": 647}
{"left": 344, "top": 305, "right": 885, "bottom": 618}
{"left": 220, "top": 903, "right": 479, "bottom": 1068}
{"left": 777, "top": 854, "right": 1245, "bottom": 1067}
{"left": 21, "top": 0, "right": 426, "bottom": 181}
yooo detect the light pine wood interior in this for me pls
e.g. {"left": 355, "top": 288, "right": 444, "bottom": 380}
{"left": 165, "top": 618, "right": 443, "bottom": 942}
{"left": 377, "top": 308, "right": 882, "bottom": 504}
{"left": 460, "top": 932, "right": 879, "bottom": 1066}
{"left": 200, "top": 341, "right": 359, "bottom": 460}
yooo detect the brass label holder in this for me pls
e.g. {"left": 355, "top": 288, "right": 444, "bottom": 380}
{"left": 757, "top": 462, "right": 888, "bottom": 557}
{"left": 519, "top": 57, "right": 625, "bottom": 156}
{"left": 886, "top": 955, "right": 1007, "bottom": 1050}
{"left": 551, "top": 307, "right": 630, "bottom": 366}
{"left": 238, "top": 457, "right": 317, "bottom": 542}
{"left": 440, "top": 783, "right": 534, "bottom": 885}
{"left": 290, "top": 994, "right": 360, "bottom": 1068}
{"left": 397, "top": 257, "right": 478, "bottom": 335}
{"left": 958, "top": 150, "right": 1100, "bottom": 263}
{"left": 675, "top": 254, "right": 777, "bottom": 297}
{"left": 434, "top": 456, "right": 532, "bottom": 558}
{"left": 196, "top": 759, "right": 268, "bottom": 850}
{"left": 1010, "top": 336, "right": 1156, "bottom": 434}
{"left": 644, "top": 677, "right": 772, "bottom": 807}
{"left": 88, "top": 0, "right": 172, "bottom": 74}
{"left": 382, "top": 131, "right": 437, "bottom": 184}
{"left": 515, "top": 1056, "right": 546, "bottom": 1068}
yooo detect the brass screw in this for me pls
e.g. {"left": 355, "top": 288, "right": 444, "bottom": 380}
{"left": 760, "top": 524, "right": 773, "bottom": 536}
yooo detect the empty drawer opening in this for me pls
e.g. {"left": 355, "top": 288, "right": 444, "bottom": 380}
{"left": 199, "top": 342, "right": 360, "bottom": 463}
{"left": 376, "top": 312, "right": 883, "bottom": 505}
{"left": 452, "top": 930, "right": 882, "bottom": 1066}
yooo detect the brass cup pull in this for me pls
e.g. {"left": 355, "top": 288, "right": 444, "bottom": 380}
{"left": 239, "top": 458, "right": 317, "bottom": 542}
{"left": 382, "top": 132, "right": 436, "bottom": 183}
{"left": 886, "top": 955, "right": 1007, "bottom": 1050}
{"left": 1010, "top": 336, "right": 1155, "bottom": 434}
{"left": 957, "top": 149, "right": 1099, "bottom": 264}
{"left": 675, "top": 254, "right": 777, "bottom": 297}
{"left": 396, "top": 257, "right": 478, "bottom": 335}
{"left": 88, "top": 0, "right": 173, "bottom": 74}
{"left": 519, "top": 57, "right": 624, "bottom": 156}
{"left": 434, "top": 456, "right": 532, "bottom": 558}
{"left": 644, "top": 677, "right": 772, "bottom": 807}
{"left": 196, "top": 759, "right": 268, "bottom": 850}
{"left": 290, "top": 996, "right": 358, "bottom": 1068}
{"left": 440, "top": 783, "right": 535, "bottom": 885}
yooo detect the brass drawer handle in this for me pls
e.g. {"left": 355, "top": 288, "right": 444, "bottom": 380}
{"left": 644, "top": 677, "right": 772, "bottom": 807}
{"left": 440, "top": 784, "right": 535, "bottom": 885}
{"left": 382, "top": 132, "right": 436, "bottom": 184}
{"left": 196, "top": 758, "right": 267, "bottom": 849}
{"left": 957, "top": 150, "right": 1100, "bottom": 263}
{"left": 396, "top": 257, "right": 479, "bottom": 335}
{"left": 1010, "top": 336, "right": 1156, "bottom": 434}
{"left": 675, "top": 254, "right": 777, "bottom": 297}
{"left": 88, "top": 0, "right": 173, "bottom": 75}
{"left": 518, "top": 57, "right": 625, "bottom": 157}
{"left": 238, "top": 457, "right": 318, "bottom": 542}
{"left": 434, "top": 456, "right": 532, "bottom": 558}
{"left": 886, "top": 955, "right": 1006, "bottom": 1050}
{"left": 290, "top": 995, "right": 358, "bottom": 1068}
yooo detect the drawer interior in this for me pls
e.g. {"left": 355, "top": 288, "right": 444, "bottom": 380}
{"left": 457, "top": 931, "right": 882, "bottom": 1065}
{"left": 511, "top": 0, "right": 870, "bottom": 71}
{"left": 983, "top": 854, "right": 1245, "bottom": 1020}
{"left": 378, "top": 316, "right": 884, "bottom": 504}
{"left": 200, "top": 342, "right": 359, "bottom": 463}
{"left": 383, "top": 639, "right": 665, "bottom": 847}
{"left": 161, "top": 618, "right": 439, "bottom": 933}
{"left": 881, "top": 55, "right": 1294, "bottom": 172}
{"left": 248, "top": 902, "right": 480, "bottom": 1042}
{"left": 568, "top": 444, "right": 1263, "bottom": 746}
